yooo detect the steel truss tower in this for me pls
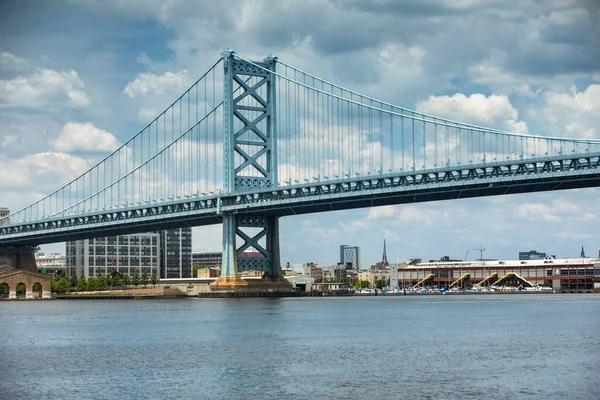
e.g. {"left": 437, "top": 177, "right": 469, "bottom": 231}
{"left": 218, "top": 50, "right": 282, "bottom": 283}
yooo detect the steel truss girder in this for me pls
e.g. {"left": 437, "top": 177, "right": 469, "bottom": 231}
{"left": 1, "top": 153, "right": 600, "bottom": 245}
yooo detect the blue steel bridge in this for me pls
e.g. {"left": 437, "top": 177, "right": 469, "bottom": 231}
{"left": 1, "top": 50, "right": 600, "bottom": 280}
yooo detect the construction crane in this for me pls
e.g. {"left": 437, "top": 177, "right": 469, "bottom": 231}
{"left": 464, "top": 249, "right": 470, "bottom": 261}
{"left": 474, "top": 246, "right": 486, "bottom": 261}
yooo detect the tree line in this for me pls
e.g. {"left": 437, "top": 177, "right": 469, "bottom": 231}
{"left": 51, "top": 272, "right": 158, "bottom": 294}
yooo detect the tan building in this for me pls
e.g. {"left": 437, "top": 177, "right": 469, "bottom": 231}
{"left": 0, "top": 266, "right": 52, "bottom": 299}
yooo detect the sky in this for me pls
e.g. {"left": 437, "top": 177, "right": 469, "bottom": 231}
{"left": 1, "top": 0, "right": 599, "bottom": 267}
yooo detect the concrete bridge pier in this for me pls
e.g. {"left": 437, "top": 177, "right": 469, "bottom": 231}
{"left": 9, "top": 291, "right": 16, "bottom": 299}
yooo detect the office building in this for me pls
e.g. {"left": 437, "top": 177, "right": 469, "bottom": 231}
{"left": 160, "top": 228, "right": 192, "bottom": 279}
{"left": 340, "top": 245, "right": 360, "bottom": 270}
{"left": 518, "top": 250, "right": 547, "bottom": 260}
{"left": 66, "top": 233, "right": 160, "bottom": 278}
{"left": 192, "top": 251, "right": 223, "bottom": 269}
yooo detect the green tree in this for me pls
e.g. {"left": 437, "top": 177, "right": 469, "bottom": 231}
{"left": 86, "top": 276, "right": 97, "bottom": 291}
{"left": 141, "top": 272, "right": 149, "bottom": 287}
{"left": 132, "top": 274, "right": 141, "bottom": 287}
{"left": 96, "top": 275, "right": 108, "bottom": 290}
{"left": 51, "top": 277, "right": 71, "bottom": 293}
{"left": 76, "top": 277, "right": 87, "bottom": 291}
{"left": 122, "top": 274, "right": 131, "bottom": 287}
{"left": 70, "top": 274, "right": 78, "bottom": 288}
{"left": 111, "top": 275, "right": 122, "bottom": 288}
{"left": 359, "top": 280, "right": 371, "bottom": 289}
{"left": 150, "top": 275, "right": 158, "bottom": 287}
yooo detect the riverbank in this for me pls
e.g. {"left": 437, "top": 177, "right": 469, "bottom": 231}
{"left": 55, "top": 287, "right": 186, "bottom": 300}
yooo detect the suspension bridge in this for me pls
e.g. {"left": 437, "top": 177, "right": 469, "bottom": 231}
{"left": 1, "top": 50, "right": 599, "bottom": 288}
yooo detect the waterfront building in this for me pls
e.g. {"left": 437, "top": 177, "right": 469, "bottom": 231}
{"left": 35, "top": 252, "right": 66, "bottom": 276}
{"left": 396, "top": 258, "right": 600, "bottom": 291}
{"left": 66, "top": 233, "right": 160, "bottom": 278}
{"left": 340, "top": 244, "right": 360, "bottom": 270}
{"left": 160, "top": 228, "right": 192, "bottom": 279}
{"left": 518, "top": 250, "right": 547, "bottom": 260}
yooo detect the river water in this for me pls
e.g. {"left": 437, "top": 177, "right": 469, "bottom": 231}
{"left": 1, "top": 294, "right": 599, "bottom": 399}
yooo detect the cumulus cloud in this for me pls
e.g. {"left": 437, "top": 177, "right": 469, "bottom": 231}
{"left": 0, "top": 51, "right": 28, "bottom": 71}
{"left": 537, "top": 84, "right": 600, "bottom": 139}
{"left": 123, "top": 70, "right": 193, "bottom": 98}
{"left": 516, "top": 198, "right": 593, "bottom": 222}
{"left": 0, "top": 68, "right": 90, "bottom": 108}
{"left": 0, "top": 152, "right": 89, "bottom": 191}
{"left": 53, "top": 122, "right": 120, "bottom": 152}
{"left": 416, "top": 93, "right": 528, "bottom": 133}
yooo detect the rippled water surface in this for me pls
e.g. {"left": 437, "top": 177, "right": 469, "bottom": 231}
{"left": 1, "top": 294, "right": 599, "bottom": 399}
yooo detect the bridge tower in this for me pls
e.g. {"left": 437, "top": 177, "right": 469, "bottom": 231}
{"left": 211, "top": 50, "right": 288, "bottom": 290}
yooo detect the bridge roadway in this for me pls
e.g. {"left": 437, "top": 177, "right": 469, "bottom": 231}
{"left": 1, "top": 152, "right": 599, "bottom": 246}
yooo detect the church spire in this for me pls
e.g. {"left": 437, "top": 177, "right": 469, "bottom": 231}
{"left": 580, "top": 246, "right": 586, "bottom": 258}
{"left": 382, "top": 239, "right": 388, "bottom": 266}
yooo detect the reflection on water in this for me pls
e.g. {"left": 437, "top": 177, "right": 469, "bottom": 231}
{"left": 1, "top": 294, "right": 599, "bottom": 399}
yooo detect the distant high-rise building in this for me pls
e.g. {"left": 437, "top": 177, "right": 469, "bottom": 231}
{"left": 340, "top": 245, "right": 360, "bottom": 270}
{"left": 519, "top": 250, "right": 546, "bottom": 260}
{"left": 159, "top": 228, "right": 192, "bottom": 278}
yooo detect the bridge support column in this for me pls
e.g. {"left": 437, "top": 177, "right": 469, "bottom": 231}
{"left": 42, "top": 291, "right": 51, "bottom": 299}
{"left": 0, "top": 245, "right": 38, "bottom": 273}
{"left": 211, "top": 214, "right": 291, "bottom": 292}
{"left": 210, "top": 215, "right": 248, "bottom": 290}
{"left": 210, "top": 51, "right": 291, "bottom": 294}
{"left": 25, "top": 290, "right": 33, "bottom": 299}
{"left": 8, "top": 291, "right": 16, "bottom": 299}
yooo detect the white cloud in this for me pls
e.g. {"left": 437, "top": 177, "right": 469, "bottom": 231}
{"left": 1, "top": 134, "right": 18, "bottom": 148}
{"left": 0, "top": 68, "right": 90, "bottom": 108}
{"left": 0, "top": 51, "right": 28, "bottom": 71}
{"left": 53, "top": 122, "right": 120, "bottom": 152}
{"left": 538, "top": 84, "right": 600, "bottom": 139}
{"left": 123, "top": 70, "right": 193, "bottom": 98}
{"left": 416, "top": 93, "right": 528, "bottom": 133}
{"left": 515, "top": 198, "right": 594, "bottom": 222}
{"left": 367, "top": 205, "right": 396, "bottom": 220}
{"left": 0, "top": 152, "right": 89, "bottom": 191}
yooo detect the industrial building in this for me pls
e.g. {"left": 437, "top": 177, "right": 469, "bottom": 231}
{"left": 396, "top": 257, "right": 600, "bottom": 292}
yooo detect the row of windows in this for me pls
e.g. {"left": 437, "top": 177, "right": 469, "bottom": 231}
{"left": 560, "top": 268, "right": 595, "bottom": 276}
{"left": 87, "top": 246, "right": 158, "bottom": 256}
{"left": 87, "top": 256, "right": 158, "bottom": 267}
{"left": 87, "top": 266, "right": 158, "bottom": 276}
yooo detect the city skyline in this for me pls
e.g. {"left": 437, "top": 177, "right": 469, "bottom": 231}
{"left": 1, "top": 1, "right": 599, "bottom": 267}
